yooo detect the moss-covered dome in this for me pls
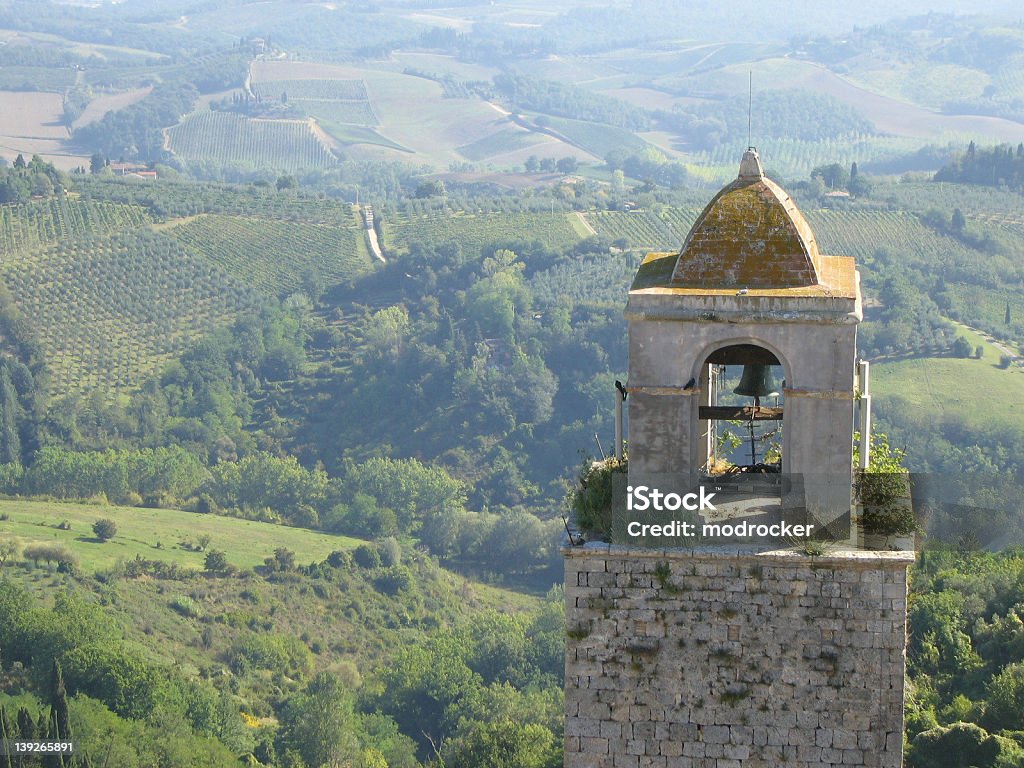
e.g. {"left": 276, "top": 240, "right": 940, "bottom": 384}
{"left": 671, "top": 149, "right": 823, "bottom": 289}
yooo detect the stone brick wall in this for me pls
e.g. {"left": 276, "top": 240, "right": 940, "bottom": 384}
{"left": 564, "top": 546, "right": 913, "bottom": 768}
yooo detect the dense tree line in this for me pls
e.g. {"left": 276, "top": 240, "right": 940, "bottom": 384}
{"left": 604, "top": 146, "right": 689, "bottom": 188}
{"left": 0, "top": 581, "right": 245, "bottom": 765}
{"left": 934, "top": 142, "right": 1024, "bottom": 191}
{"left": 857, "top": 256, "right": 956, "bottom": 359}
{"left": 659, "top": 89, "right": 875, "bottom": 151}
{"left": 493, "top": 73, "right": 651, "bottom": 131}
{"left": 0, "top": 155, "right": 64, "bottom": 204}
{"left": 0, "top": 1, "right": 214, "bottom": 56}
{"left": 904, "top": 550, "right": 1024, "bottom": 767}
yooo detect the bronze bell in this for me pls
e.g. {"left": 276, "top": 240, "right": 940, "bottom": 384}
{"left": 733, "top": 364, "right": 779, "bottom": 405}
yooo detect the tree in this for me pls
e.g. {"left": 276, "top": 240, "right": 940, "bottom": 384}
{"left": 951, "top": 208, "right": 966, "bottom": 232}
{"left": 0, "top": 367, "right": 22, "bottom": 465}
{"left": 278, "top": 673, "right": 362, "bottom": 768}
{"left": 951, "top": 336, "right": 973, "bottom": 358}
{"left": 811, "top": 163, "right": 849, "bottom": 189}
{"left": 50, "top": 659, "right": 72, "bottom": 757}
{"left": 524, "top": 155, "right": 539, "bottom": 173}
{"left": 556, "top": 156, "right": 578, "bottom": 174}
{"left": 984, "top": 662, "right": 1024, "bottom": 731}
{"left": 30, "top": 173, "right": 53, "bottom": 197}
{"left": 848, "top": 173, "right": 872, "bottom": 197}
{"left": 270, "top": 547, "right": 295, "bottom": 572}
{"left": 362, "top": 305, "right": 409, "bottom": 360}
{"left": 909, "top": 722, "right": 1007, "bottom": 768}
{"left": 0, "top": 537, "right": 20, "bottom": 566}
{"left": 204, "top": 549, "right": 228, "bottom": 573}
{"left": 1005, "top": 303, "right": 1011, "bottom": 325}
{"left": 92, "top": 518, "right": 117, "bottom": 541}
{"left": 89, "top": 154, "right": 106, "bottom": 174}
{"left": 414, "top": 180, "right": 446, "bottom": 198}
{"left": 445, "top": 720, "right": 559, "bottom": 768}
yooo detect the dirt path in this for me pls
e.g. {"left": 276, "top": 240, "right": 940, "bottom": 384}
{"left": 365, "top": 227, "right": 385, "bottom": 263}
{"left": 360, "top": 205, "right": 385, "bottom": 263}
{"left": 575, "top": 211, "right": 597, "bottom": 236}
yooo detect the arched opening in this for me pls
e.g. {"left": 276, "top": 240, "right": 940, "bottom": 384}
{"left": 695, "top": 343, "right": 786, "bottom": 481}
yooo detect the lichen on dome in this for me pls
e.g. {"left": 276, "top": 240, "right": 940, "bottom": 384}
{"left": 670, "top": 148, "right": 824, "bottom": 289}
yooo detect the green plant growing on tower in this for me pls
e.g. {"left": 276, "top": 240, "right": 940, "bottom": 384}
{"left": 570, "top": 456, "right": 626, "bottom": 539}
{"left": 854, "top": 432, "right": 915, "bottom": 539}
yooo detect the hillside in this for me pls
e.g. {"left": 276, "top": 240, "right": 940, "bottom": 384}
{"left": 0, "top": 498, "right": 556, "bottom": 767}
{"left": 3, "top": 3, "right": 1023, "bottom": 183}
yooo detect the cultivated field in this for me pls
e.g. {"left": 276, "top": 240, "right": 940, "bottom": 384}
{"left": 167, "top": 111, "right": 338, "bottom": 171}
{"left": 0, "top": 197, "right": 152, "bottom": 257}
{"left": 0, "top": 90, "right": 88, "bottom": 170}
{"left": 384, "top": 210, "right": 585, "bottom": 255}
{"left": 164, "top": 213, "right": 373, "bottom": 297}
{"left": 3, "top": 228, "right": 262, "bottom": 395}
{"left": 250, "top": 60, "right": 582, "bottom": 166}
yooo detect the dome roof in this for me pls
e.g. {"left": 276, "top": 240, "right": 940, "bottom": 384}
{"left": 671, "top": 149, "right": 822, "bottom": 289}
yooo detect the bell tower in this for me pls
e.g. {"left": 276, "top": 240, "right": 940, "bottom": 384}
{"left": 564, "top": 150, "right": 913, "bottom": 768}
{"left": 626, "top": 147, "right": 859, "bottom": 528}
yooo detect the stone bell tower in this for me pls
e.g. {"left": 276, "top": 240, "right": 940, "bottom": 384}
{"left": 565, "top": 150, "right": 913, "bottom": 768}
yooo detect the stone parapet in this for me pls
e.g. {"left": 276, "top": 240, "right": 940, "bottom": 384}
{"left": 564, "top": 545, "right": 913, "bottom": 768}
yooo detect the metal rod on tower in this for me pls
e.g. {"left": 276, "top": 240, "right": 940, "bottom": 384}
{"left": 747, "top": 71, "right": 752, "bottom": 147}
{"left": 858, "top": 360, "right": 872, "bottom": 469}
{"left": 615, "top": 393, "right": 623, "bottom": 461}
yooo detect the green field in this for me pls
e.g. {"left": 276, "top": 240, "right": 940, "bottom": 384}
{"left": 540, "top": 115, "right": 647, "bottom": 158}
{"left": 384, "top": 210, "right": 584, "bottom": 256}
{"left": 457, "top": 128, "right": 539, "bottom": 162}
{"left": 254, "top": 78, "right": 368, "bottom": 101}
{"left": 690, "top": 134, "right": 929, "bottom": 184}
{"left": 252, "top": 78, "right": 380, "bottom": 127}
{"left": 584, "top": 210, "right": 680, "bottom": 250}
{"left": 0, "top": 498, "right": 361, "bottom": 572}
{"left": 849, "top": 62, "right": 990, "bottom": 110}
{"left": 873, "top": 324, "right": 1024, "bottom": 432}
{"left": 298, "top": 99, "right": 378, "bottom": 126}
{"left": 167, "top": 111, "right": 338, "bottom": 171}
{"left": 319, "top": 121, "right": 411, "bottom": 151}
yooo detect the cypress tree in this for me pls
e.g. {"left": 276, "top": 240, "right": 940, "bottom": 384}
{"left": 0, "top": 367, "right": 22, "bottom": 465}
{"left": 48, "top": 661, "right": 70, "bottom": 768}
{"left": 0, "top": 706, "right": 14, "bottom": 768}
{"left": 16, "top": 707, "right": 35, "bottom": 742}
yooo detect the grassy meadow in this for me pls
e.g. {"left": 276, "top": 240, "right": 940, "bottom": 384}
{"left": 872, "top": 323, "right": 1024, "bottom": 433}
{"left": 0, "top": 497, "right": 362, "bottom": 572}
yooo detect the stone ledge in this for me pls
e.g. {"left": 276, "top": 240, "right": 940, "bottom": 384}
{"left": 563, "top": 539, "right": 915, "bottom": 567}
